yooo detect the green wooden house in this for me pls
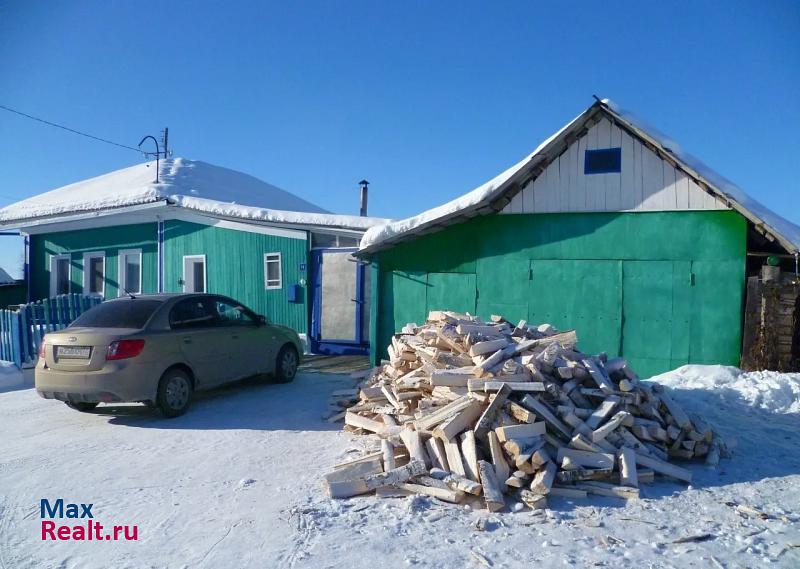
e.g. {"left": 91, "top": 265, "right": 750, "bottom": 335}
{"left": 358, "top": 99, "right": 800, "bottom": 376}
{"left": 0, "top": 158, "right": 387, "bottom": 354}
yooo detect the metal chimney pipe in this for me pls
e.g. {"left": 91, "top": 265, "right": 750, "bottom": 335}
{"left": 359, "top": 179, "right": 369, "bottom": 217}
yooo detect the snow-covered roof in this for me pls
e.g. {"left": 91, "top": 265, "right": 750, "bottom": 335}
{"left": 359, "top": 99, "right": 800, "bottom": 255}
{"left": 0, "top": 158, "right": 388, "bottom": 231}
{"left": 0, "top": 267, "right": 15, "bottom": 284}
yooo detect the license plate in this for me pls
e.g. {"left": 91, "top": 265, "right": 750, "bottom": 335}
{"left": 56, "top": 346, "right": 91, "bottom": 359}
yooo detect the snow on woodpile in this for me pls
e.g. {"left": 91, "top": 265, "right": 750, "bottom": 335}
{"left": 323, "top": 312, "right": 727, "bottom": 511}
{"left": 0, "top": 158, "right": 388, "bottom": 229}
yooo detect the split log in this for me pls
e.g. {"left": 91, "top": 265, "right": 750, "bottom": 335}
{"left": 363, "top": 459, "right": 427, "bottom": 490}
{"left": 400, "top": 428, "right": 429, "bottom": 467}
{"left": 477, "top": 460, "right": 504, "bottom": 512}
{"left": 618, "top": 446, "right": 638, "bottom": 488}
{"left": 487, "top": 431, "right": 510, "bottom": 482}
{"left": 519, "top": 394, "right": 572, "bottom": 438}
{"left": 529, "top": 461, "right": 557, "bottom": 495}
{"left": 460, "top": 430, "right": 480, "bottom": 482}
{"left": 584, "top": 396, "right": 620, "bottom": 430}
{"left": 557, "top": 448, "right": 615, "bottom": 470}
{"left": 495, "top": 422, "right": 547, "bottom": 442}
{"left": 324, "top": 458, "right": 384, "bottom": 498}
{"left": 444, "top": 440, "right": 466, "bottom": 477}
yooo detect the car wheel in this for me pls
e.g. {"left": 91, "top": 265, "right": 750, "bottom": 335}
{"left": 65, "top": 401, "right": 99, "bottom": 413}
{"left": 156, "top": 369, "right": 193, "bottom": 418}
{"left": 274, "top": 345, "right": 299, "bottom": 383}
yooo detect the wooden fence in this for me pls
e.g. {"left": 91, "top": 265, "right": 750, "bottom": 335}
{"left": 0, "top": 294, "right": 102, "bottom": 368}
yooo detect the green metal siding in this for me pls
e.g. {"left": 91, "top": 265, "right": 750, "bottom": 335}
{"left": 0, "top": 283, "right": 26, "bottom": 308}
{"left": 371, "top": 211, "right": 747, "bottom": 376}
{"left": 162, "top": 220, "right": 308, "bottom": 333}
{"left": 29, "top": 223, "right": 158, "bottom": 300}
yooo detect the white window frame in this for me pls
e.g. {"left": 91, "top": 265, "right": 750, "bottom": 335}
{"left": 264, "top": 252, "right": 282, "bottom": 290}
{"left": 82, "top": 251, "right": 106, "bottom": 298}
{"left": 118, "top": 248, "right": 143, "bottom": 296}
{"left": 49, "top": 254, "right": 71, "bottom": 297}
{"left": 182, "top": 255, "right": 207, "bottom": 293}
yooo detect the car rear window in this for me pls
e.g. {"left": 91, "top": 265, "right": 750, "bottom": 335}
{"left": 69, "top": 300, "right": 163, "bottom": 329}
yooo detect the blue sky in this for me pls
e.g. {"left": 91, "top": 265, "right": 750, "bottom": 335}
{"left": 0, "top": 1, "right": 798, "bottom": 278}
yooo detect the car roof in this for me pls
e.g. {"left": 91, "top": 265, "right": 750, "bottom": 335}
{"left": 105, "top": 293, "right": 214, "bottom": 302}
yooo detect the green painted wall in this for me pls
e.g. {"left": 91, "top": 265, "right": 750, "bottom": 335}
{"left": 371, "top": 211, "right": 747, "bottom": 377}
{"left": 162, "top": 220, "right": 308, "bottom": 332}
{"left": 29, "top": 223, "right": 158, "bottom": 300}
{"left": 0, "top": 283, "right": 26, "bottom": 308}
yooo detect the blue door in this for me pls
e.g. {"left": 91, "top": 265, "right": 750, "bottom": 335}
{"left": 309, "top": 248, "right": 369, "bottom": 355}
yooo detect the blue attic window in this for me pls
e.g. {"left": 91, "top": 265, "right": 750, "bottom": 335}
{"left": 584, "top": 148, "right": 621, "bottom": 174}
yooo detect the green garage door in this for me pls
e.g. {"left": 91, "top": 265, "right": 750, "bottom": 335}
{"left": 528, "top": 260, "right": 622, "bottom": 356}
{"left": 621, "top": 261, "right": 691, "bottom": 377}
{"left": 426, "top": 272, "right": 477, "bottom": 315}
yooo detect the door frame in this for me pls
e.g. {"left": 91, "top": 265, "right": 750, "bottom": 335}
{"left": 182, "top": 255, "right": 207, "bottom": 293}
{"left": 309, "top": 247, "right": 369, "bottom": 356}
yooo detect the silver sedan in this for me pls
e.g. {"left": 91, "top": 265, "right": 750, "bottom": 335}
{"left": 35, "top": 293, "right": 303, "bottom": 417}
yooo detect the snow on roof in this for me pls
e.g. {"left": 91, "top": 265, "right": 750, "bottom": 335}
{"left": 0, "top": 158, "right": 388, "bottom": 230}
{"left": 0, "top": 267, "right": 16, "bottom": 284}
{"left": 359, "top": 100, "right": 800, "bottom": 254}
{"left": 358, "top": 109, "right": 586, "bottom": 252}
{"left": 603, "top": 100, "right": 800, "bottom": 254}
{"left": 174, "top": 195, "right": 389, "bottom": 231}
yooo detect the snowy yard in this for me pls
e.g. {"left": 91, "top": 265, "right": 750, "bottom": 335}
{"left": 1, "top": 362, "right": 799, "bottom": 568}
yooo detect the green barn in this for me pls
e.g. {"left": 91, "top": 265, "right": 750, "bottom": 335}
{"left": 358, "top": 100, "right": 800, "bottom": 376}
{"left": 0, "top": 158, "right": 386, "bottom": 355}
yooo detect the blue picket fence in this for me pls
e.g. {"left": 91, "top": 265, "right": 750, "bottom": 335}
{"left": 0, "top": 294, "right": 102, "bottom": 368}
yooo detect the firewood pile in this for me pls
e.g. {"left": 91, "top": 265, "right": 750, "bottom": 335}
{"left": 323, "top": 311, "right": 728, "bottom": 511}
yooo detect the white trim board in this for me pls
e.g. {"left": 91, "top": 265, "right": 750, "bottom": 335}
{"left": 19, "top": 206, "right": 311, "bottom": 241}
{"left": 82, "top": 251, "right": 106, "bottom": 298}
{"left": 182, "top": 255, "right": 207, "bottom": 293}
{"left": 15, "top": 201, "right": 170, "bottom": 235}
{"left": 118, "top": 248, "right": 143, "bottom": 296}
{"left": 49, "top": 254, "right": 71, "bottom": 297}
{"left": 163, "top": 210, "right": 308, "bottom": 240}
{"left": 264, "top": 252, "right": 282, "bottom": 290}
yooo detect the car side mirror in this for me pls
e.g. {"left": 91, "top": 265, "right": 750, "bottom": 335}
{"left": 257, "top": 315, "right": 268, "bottom": 326}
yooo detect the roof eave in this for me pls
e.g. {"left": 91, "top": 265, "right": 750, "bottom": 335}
{"left": 357, "top": 102, "right": 607, "bottom": 256}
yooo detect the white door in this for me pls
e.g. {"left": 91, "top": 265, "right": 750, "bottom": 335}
{"left": 183, "top": 255, "right": 207, "bottom": 293}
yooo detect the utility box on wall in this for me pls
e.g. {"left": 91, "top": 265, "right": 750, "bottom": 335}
{"left": 287, "top": 284, "right": 302, "bottom": 303}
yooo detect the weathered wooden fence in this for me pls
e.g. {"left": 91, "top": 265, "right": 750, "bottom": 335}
{"left": 0, "top": 294, "right": 102, "bottom": 368}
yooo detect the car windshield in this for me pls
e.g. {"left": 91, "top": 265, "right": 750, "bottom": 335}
{"left": 69, "top": 300, "right": 163, "bottom": 329}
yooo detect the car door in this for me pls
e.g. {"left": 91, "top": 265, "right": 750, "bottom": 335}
{"left": 209, "top": 296, "right": 272, "bottom": 380}
{"left": 169, "top": 297, "right": 234, "bottom": 389}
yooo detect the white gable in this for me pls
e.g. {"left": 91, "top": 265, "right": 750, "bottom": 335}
{"left": 502, "top": 117, "right": 728, "bottom": 214}
{"left": 360, "top": 100, "right": 800, "bottom": 254}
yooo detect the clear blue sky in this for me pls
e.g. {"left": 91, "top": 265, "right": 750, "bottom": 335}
{"left": 1, "top": 1, "right": 798, "bottom": 278}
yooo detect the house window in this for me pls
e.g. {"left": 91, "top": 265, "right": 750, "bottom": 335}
{"left": 82, "top": 252, "right": 105, "bottom": 297}
{"left": 118, "top": 249, "right": 142, "bottom": 295}
{"left": 584, "top": 148, "right": 622, "bottom": 174}
{"left": 264, "top": 253, "right": 282, "bottom": 289}
{"left": 50, "top": 254, "right": 71, "bottom": 296}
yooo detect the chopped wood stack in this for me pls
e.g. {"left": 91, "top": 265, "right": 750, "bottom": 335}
{"left": 324, "top": 311, "right": 727, "bottom": 511}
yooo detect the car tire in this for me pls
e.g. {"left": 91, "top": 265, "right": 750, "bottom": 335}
{"left": 274, "top": 345, "right": 299, "bottom": 383}
{"left": 65, "top": 401, "right": 99, "bottom": 413}
{"left": 155, "top": 369, "right": 193, "bottom": 418}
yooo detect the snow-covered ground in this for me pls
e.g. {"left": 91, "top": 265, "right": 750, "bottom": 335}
{"left": 1, "top": 365, "right": 798, "bottom": 568}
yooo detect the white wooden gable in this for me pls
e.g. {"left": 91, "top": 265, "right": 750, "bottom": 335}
{"left": 502, "top": 117, "right": 728, "bottom": 214}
